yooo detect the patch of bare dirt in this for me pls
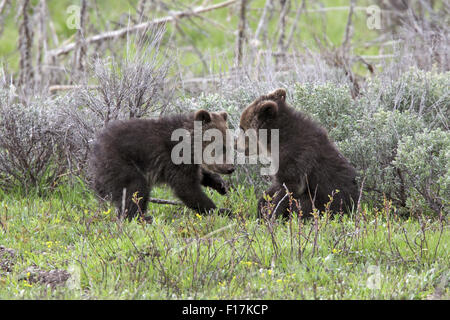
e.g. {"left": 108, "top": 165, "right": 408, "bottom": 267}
{"left": 21, "top": 265, "right": 70, "bottom": 287}
{"left": 426, "top": 273, "right": 449, "bottom": 300}
{"left": 0, "top": 245, "right": 16, "bottom": 272}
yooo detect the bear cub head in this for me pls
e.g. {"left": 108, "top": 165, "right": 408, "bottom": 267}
{"left": 236, "top": 88, "right": 286, "bottom": 157}
{"left": 193, "top": 109, "right": 235, "bottom": 175}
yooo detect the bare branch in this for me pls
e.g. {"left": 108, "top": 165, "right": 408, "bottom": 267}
{"left": 0, "top": 0, "right": 10, "bottom": 35}
{"left": 342, "top": 0, "right": 356, "bottom": 53}
{"left": 0, "top": 0, "right": 9, "bottom": 15}
{"left": 236, "top": 0, "right": 248, "bottom": 66}
{"left": 47, "top": 0, "right": 238, "bottom": 58}
{"left": 276, "top": 0, "right": 291, "bottom": 51}
{"left": 285, "top": 0, "right": 306, "bottom": 51}
{"left": 35, "top": 0, "right": 49, "bottom": 88}
{"left": 49, "top": 84, "right": 99, "bottom": 94}
{"left": 148, "top": 198, "right": 182, "bottom": 206}
{"left": 254, "top": 0, "right": 273, "bottom": 42}
{"left": 18, "top": 0, "right": 34, "bottom": 88}
{"left": 72, "top": 0, "right": 88, "bottom": 77}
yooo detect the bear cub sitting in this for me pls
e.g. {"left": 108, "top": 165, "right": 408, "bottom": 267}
{"left": 90, "top": 110, "right": 235, "bottom": 220}
{"left": 237, "top": 88, "right": 358, "bottom": 218}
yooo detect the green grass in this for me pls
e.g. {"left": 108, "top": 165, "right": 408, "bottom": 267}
{"left": 0, "top": 181, "right": 448, "bottom": 299}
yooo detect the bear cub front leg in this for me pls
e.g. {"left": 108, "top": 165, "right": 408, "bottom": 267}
{"left": 201, "top": 168, "right": 229, "bottom": 195}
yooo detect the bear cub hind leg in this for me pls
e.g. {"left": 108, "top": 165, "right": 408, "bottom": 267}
{"left": 112, "top": 170, "right": 149, "bottom": 220}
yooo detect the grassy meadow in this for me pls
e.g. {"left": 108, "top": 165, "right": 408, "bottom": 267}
{"left": 0, "top": 181, "right": 448, "bottom": 299}
{"left": 0, "top": 0, "right": 448, "bottom": 300}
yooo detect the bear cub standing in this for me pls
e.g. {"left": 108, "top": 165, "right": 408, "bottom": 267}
{"left": 237, "top": 88, "right": 358, "bottom": 218}
{"left": 90, "top": 110, "right": 235, "bottom": 220}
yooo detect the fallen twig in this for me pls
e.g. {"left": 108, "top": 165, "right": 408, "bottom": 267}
{"left": 49, "top": 84, "right": 99, "bottom": 93}
{"left": 148, "top": 197, "right": 182, "bottom": 206}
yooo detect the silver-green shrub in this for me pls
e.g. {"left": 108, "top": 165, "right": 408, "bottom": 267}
{"left": 287, "top": 76, "right": 449, "bottom": 215}
{"left": 292, "top": 82, "right": 359, "bottom": 142}
{"left": 173, "top": 73, "right": 448, "bottom": 215}
{"left": 395, "top": 129, "right": 449, "bottom": 215}
{"left": 363, "top": 68, "right": 449, "bottom": 130}
{"left": 339, "top": 109, "right": 426, "bottom": 210}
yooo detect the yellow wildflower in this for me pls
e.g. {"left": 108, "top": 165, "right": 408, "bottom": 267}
{"left": 241, "top": 261, "right": 253, "bottom": 267}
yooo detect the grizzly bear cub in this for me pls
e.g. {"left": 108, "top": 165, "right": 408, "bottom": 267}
{"left": 237, "top": 88, "right": 358, "bottom": 218}
{"left": 90, "top": 110, "right": 235, "bottom": 220}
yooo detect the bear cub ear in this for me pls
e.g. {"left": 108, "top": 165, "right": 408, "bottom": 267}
{"left": 267, "top": 88, "right": 286, "bottom": 102}
{"left": 219, "top": 111, "right": 228, "bottom": 122}
{"left": 195, "top": 109, "right": 212, "bottom": 123}
{"left": 258, "top": 101, "right": 278, "bottom": 120}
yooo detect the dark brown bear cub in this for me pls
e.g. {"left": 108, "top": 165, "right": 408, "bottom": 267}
{"left": 237, "top": 88, "right": 358, "bottom": 218}
{"left": 90, "top": 110, "right": 235, "bottom": 220}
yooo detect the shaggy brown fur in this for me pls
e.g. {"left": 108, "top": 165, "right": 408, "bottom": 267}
{"left": 238, "top": 88, "right": 358, "bottom": 218}
{"left": 89, "top": 110, "right": 235, "bottom": 219}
